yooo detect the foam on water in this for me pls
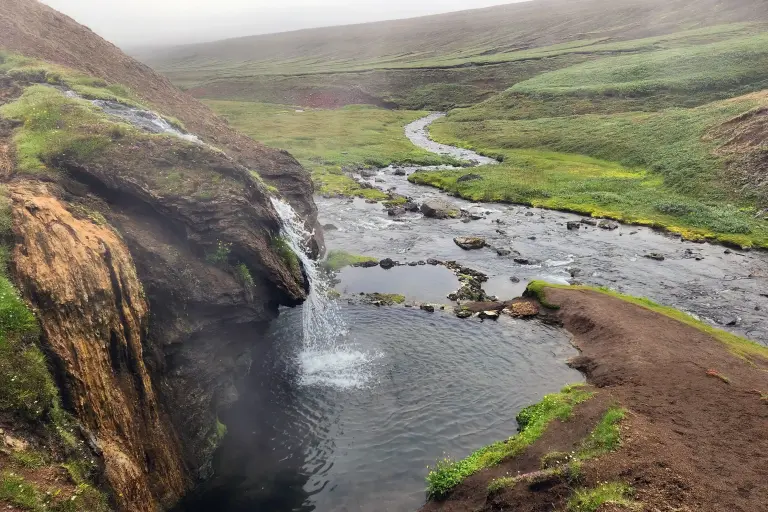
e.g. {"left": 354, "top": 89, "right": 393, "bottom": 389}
{"left": 271, "top": 198, "right": 378, "bottom": 389}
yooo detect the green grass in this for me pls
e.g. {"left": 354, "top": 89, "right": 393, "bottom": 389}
{"left": 321, "top": 250, "right": 377, "bottom": 271}
{"left": 205, "top": 100, "right": 457, "bottom": 198}
{"left": 568, "top": 482, "right": 640, "bottom": 512}
{"left": 414, "top": 93, "right": 768, "bottom": 248}
{"left": 10, "top": 450, "right": 48, "bottom": 470}
{"left": 526, "top": 281, "right": 768, "bottom": 365}
{"left": 577, "top": 406, "right": 626, "bottom": 460}
{"left": 0, "top": 470, "right": 110, "bottom": 512}
{"left": 426, "top": 384, "right": 592, "bottom": 498}
{"left": 272, "top": 236, "right": 301, "bottom": 276}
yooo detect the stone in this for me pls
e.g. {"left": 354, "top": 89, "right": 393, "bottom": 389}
{"left": 455, "top": 308, "right": 473, "bottom": 319}
{"left": 322, "top": 223, "right": 338, "bottom": 231}
{"left": 514, "top": 258, "right": 538, "bottom": 265}
{"left": 496, "top": 248, "right": 512, "bottom": 257}
{"left": 359, "top": 169, "right": 377, "bottom": 178}
{"left": 457, "top": 173, "right": 482, "bottom": 183}
{"left": 644, "top": 253, "right": 665, "bottom": 261}
{"left": 580, "top": 218, "right": 598, "bottom": 226}
{"left": 393, "top": 168, "right": 407, "bottom": 176}
{"left": 408, "top": 261, "right": 418, "bottom": 266}
{"left": 420, "top": 304, "right": 436, "bottom": 313}
{"left": 379, "top": 258, "right": 396, "bottom": 269}
{"left": 420, "top": 199, "right": 459, "bottom": 219}
{"left": 479, "top": 310, "right": 500, "bottom": 320}
{"left": 509, "top": 276, "right": 521, "bottom": 283}
{"left": 387, "top": 207, "right": 405, "bottom": 217}
{"left": 566, "top": 221, "right": 581, "bottom": 231}
{"left": 427, "top": 258, "right": 442, "bottom": 266}
{"left": 403, "top": 201, "right": 420, "bottom": 212}
{"left": 496, "top": 229, "right": 507, "bottom": 235}
{"left": 597, "top": 219, "right": 620, "bottom": 230}
{"left": 417, "top": 261, "right": 426, "bottom": 266}
{"left": 354, "top": 260, "right": 379, "bottom": 268}
{"left": 454, "top": 236, "right": 486, "bottom": 250}
{"left": 503, "top": 301, "right": 540, "bottom": 318}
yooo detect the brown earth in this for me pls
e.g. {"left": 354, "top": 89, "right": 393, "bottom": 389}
{"left": 424, "top": 288, "right": 768, "bottom": 511}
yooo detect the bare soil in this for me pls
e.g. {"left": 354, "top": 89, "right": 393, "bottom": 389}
{"left": 423, "top": 288, "right": 768, "bottom": 511}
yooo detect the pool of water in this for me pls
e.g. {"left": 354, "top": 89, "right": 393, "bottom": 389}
{"left": 180, "top": 305, "right": 580, "bottom": 512}
{"left": 335, "top": 265, "right": 460, "bottom": 303}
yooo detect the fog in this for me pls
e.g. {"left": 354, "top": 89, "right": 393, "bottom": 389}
{"left": 39, "top": 0, "right": 527, "bottom": 48}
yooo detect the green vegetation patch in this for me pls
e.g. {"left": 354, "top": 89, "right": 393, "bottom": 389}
{"left": 527, "top": 281, "right": 768, "bottom": 365}
{"left": 568, "top": 482, "right": 640, "bottom": 512}
{"left": 426, "top": 384, "right": 592, "bottom": 498}
{"left": 0, "top": 85, "right": 128, "bottom": 177}
{"left": 414, "top": 94, "right": 768, "bottom": 248}
{"left": 0, "top": 470, "right": 110, "bottom": 512}
{"left": 204, "top": 101, "right": 457, "bottom": 198}
{"left": 577, "top": 406, "right": 626, "bottom": 460}
{"left": 322, "top": 250, "right": 378, "bottom": 271}
{"left": 272, "top": 236, "right": 302, "bottom": 276}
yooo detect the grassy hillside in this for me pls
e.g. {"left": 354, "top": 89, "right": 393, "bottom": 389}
{"left": 138, "top": 0, "right": 768, "bottom": 110}
{"left": 206, "top": 100, "right": 455, "bottom": 197}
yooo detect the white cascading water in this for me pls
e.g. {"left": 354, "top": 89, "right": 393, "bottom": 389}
{"left": 270, "top": 198, "right": 378, "bottom": 389}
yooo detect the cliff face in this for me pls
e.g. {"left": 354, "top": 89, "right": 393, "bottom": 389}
{"left": 0, "top": 3, "right": 318, "bottom": 510}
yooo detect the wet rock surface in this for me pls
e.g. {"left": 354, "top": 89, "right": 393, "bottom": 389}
{"left": 454, "top": 236, "right": 487, "bottom": 250}
{"left": 421, "top": 198, "right": 459, "bottom": 219}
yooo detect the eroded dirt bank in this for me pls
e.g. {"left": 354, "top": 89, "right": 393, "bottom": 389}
{"left": 423, "top": 287, "right": 768, "bottom": 511}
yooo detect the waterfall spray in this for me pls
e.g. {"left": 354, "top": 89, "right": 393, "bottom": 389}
{"left": 271, "top": 198, "right": 376, "bottom": 388}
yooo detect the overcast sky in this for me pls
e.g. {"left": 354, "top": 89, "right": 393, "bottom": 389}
{"left": 39, "top": 0, "right": 526, "bottom": 48}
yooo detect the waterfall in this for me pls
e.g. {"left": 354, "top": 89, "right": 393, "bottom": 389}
{"left": 270, "top": 198, "right": 377, "bottom": 388}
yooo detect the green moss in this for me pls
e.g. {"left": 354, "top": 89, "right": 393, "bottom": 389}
{"left": 322, "top": 250, "right": 378, "bottom": 271}
{"left": 235, "top": 263, "right": 255, "bottom": 289}
{"left": 526, "top": 281, "right": 768, "bottom": 364}
{"left": 364, "top": 293, "right": 406, "bottom": 305}
{"left": 568, "top": 482, "right": 640, "bottom": 512}
{"left": 272, "top": 236, "right": 301, "bottom": 276}
{"left": 0, "top": 471, "right": 44, "bottom": 511}
{"left": 426, "top": 384, "right": 592, "bottom": 498}
{"left": 10, "top": 450, "right": 48, "bottom": 470}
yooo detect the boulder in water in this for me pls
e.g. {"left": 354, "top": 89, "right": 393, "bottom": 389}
{"left": 598, "top": 219, "right": 620, "bottom": 230}
{"left": 403, "top": 201, "right": 419, "bottom": 212}
{"left": 454, "top": 236, "right": 486, "bottom": 250}
{"left": 387, "top": 207, "right": 405, "bottom": 217}
{"left": 393, "top": 168, "right": 407, "bottom": 176}
{"left": 420, "top": 199, "right": 459, "bottom": 219}
{"left": 566, "top": 221, "right": 581, "bottom": 231}
{"left": 420, "top": 304, "right": 436, "bottom": 313}
{"left": 379, "top": 258, "right": 396, "bottom": 269}
{"left": 644, "top": 252, "right": 665, "bottom": 261}
{"left": 581, "top": 218, "right": 598, "bottom": 226}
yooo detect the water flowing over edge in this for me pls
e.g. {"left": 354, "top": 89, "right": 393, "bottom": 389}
{"left": 270, "top": 198, "right": 379, "bottom": 389}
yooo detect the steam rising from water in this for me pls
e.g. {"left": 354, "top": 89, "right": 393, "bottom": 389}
{"left": 271, "top": 198, "right": 378, "bottom": 389}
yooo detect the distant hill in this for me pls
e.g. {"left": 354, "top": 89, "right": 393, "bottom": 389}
{"left": 135, "top": 0, "right": 768, "bottom": 110}
{"left": 139, "top": 0, "right": 768, "bottom": 76}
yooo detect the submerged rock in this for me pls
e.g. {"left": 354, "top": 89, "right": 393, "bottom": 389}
{"left": 323, "top": 223, "right": 338, "bottom": 231}
{"left": 496, "top": 247, "right": 513, "bottom": 257}
{"left": 454, "top": 236, "right": 486, "bottom": 250}
{"left": 420, "top": 199, "right": 459, "bottom": 219}
{"left": 387, "top": 206, "right": 405, "bottom": 217}
{"left": 420, "top": 304, "right": 436, "bottom": 313}
{"left": 645, "top": 252, "right": 666, "bottom": 261}
{"left": 509, "top": 276, "right": 521, "bottom": 283}
{"left": 566, "top": 221, "right": 581, "bottom": 231}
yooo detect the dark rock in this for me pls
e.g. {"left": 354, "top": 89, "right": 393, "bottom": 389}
{"left": 493, "top": 219, "right": 506, "bottom": 225}
{"left": 644, "top": 253, "right": 665, "bottom": 261}
{"left": 724, "top": 249, "right": 733, "bottom": 254}
{"left": 403, "top": 201, "right": 419, "bottom": 212}
{"left": 528, "top": 236, "right": 537, "bottom": 240}
{"left": 568, "top": 268, "right": 582, "bottom": 278}
{"left": 408, "top": 261, "right": 418, "bottom": 266}
{"left": 359, "top": 169, "right": 377, "bottom": 178}
{"left": 365, "top": 199, "right": 377, "bottom": 204}
{"left": 496, "top": 229, "right": 507, "bottom": 235}
{"left": 566, "top": 221, "right": 581, "bottom": 231}
{"left": 457, "top": 173, "right": 482, "bottom": 183}
{"left": 352, "top": 260, "right": 379, "bottom": 268}
{"left": 514, "top": 258, "right": 539, "bottom": 265}
{"left": 427, "top": 258, "right": 442, "bottom": 266}
{"left": 387, "top": 207, "right": 405, "bottom": 217}
{"left": 393, "top": 168, "right": 407, "bottom": 176}
{"left": 417, "top": 261, "right": 426, "bottom": 266}
{"left": 454, "top": 236, "right": 486, "bottom": 250}
{"left": 525, "top": 212, "right": 534, "bottom": 217}
{"left": 629, "top": 231, "right": 638, "bottom": 235}
{"left": 420, "top": 304, "right": 435, "bottom": 313}
{"left": 322, "top": 223, "right": 338, "bottom": 231}
{"left": 580, "top": 218, "right": 598, "bottom": 226}
{"left": 380, "top": 258, "right": 396, "bottom": 269}
{"left": 496, "top": 248, "right": 512, "bottom": 257}
{"left": 461, "top": 218, "right": 472, "bottom": 223}
{"left": 420, "top": 199, "right": 459, "bottom": 219}
{"left": 597, "top": 219, "right": 620, "bottom": 230}
{"left": 509, "top": 276, "right": 521, "bottom": 283}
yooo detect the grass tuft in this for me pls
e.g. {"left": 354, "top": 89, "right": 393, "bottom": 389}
{"left": 322, "top": 250, "right": 378, "bottom": 271}
{"left": 568, "top": 482, "right": 640, "bottom": 512}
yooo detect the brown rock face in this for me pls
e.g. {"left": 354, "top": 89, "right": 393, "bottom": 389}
{"left": 9, "top": 182, "right": 187, "bottom": 511}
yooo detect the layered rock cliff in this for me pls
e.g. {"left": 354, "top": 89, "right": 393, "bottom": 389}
{"left": 0, "top": 2, "right": 319, "bottom": 510}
